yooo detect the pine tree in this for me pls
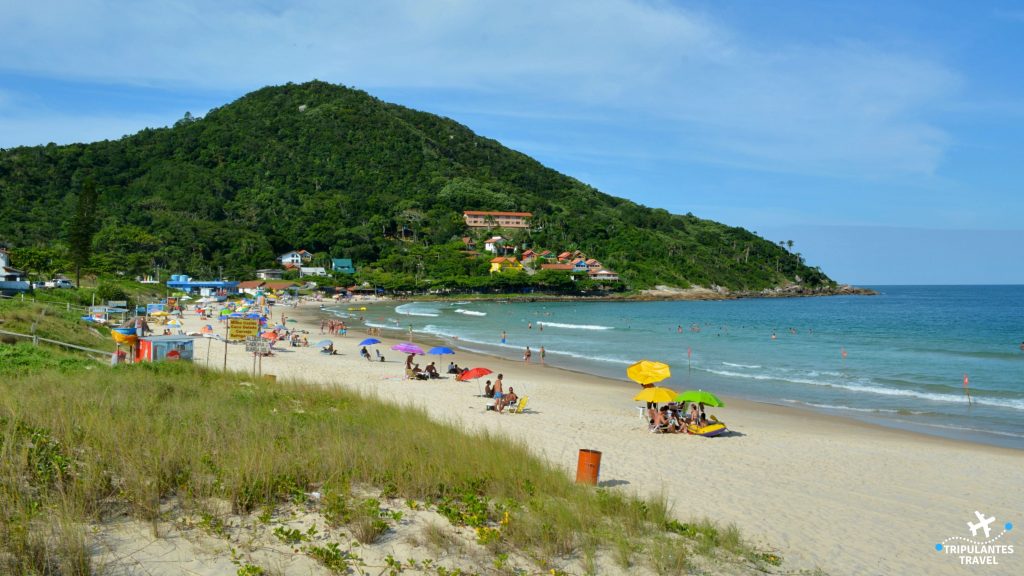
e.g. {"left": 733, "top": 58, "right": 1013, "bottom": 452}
{"left": 68, "top": 178, "right": 99, "bottom": 288}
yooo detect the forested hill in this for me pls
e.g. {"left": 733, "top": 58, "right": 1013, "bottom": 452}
{"left": 0, "top": 80, "right": 832, "bottom": 291}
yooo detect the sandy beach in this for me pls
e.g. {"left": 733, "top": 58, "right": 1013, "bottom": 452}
{"left": 171, "top": 300, "right": 1022, "bottom": 575}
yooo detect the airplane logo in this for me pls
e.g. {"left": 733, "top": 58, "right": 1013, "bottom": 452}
{"left": 967, "top": 511, "right": 996, "bottom": 538}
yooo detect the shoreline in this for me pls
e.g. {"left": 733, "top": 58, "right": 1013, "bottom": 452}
{"left": 311, "top": 302, "right": 1019, "bottom": 456}
{"left": 320, "top": 300, "right": 1022, "bottom": 452}
{"left": 178, "top": 300, "right": 1023, "bottom": 575}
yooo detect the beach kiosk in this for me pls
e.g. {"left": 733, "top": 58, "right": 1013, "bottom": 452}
{"left": 136, "top": 335, "right": 197, "bottom": 362}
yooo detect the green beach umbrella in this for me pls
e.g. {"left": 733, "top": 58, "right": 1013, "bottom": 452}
{"left": 673, "top": 390, "right": 725, "bottom": 407}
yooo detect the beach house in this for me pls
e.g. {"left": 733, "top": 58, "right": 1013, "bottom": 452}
{"left": 484, "top": 236, "right": 508, "bottom": 254}
{"left": 463, "top": 211, "right": 532, "bottom": 229}
{"left": 278, "top": 250, "right": 313, "bottom": 267}
{"left": 589, "top": 269, "right": 620, "bottom": 282}
{"left": 570, "top": 258, "right": 591, "bottom": 273}
{"left": 256, "top": 269, "right": 285, "bottom": 280}
{"left": 331, "top": 258, "right": 356, "bottom": 274}
{"left": 0, "top": 248, "right": 30, "bottom": 294}
{"left": 489, "top": 257, "right": 523, "bottom": 273}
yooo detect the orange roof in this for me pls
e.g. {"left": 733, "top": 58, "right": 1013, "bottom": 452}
{"left": 464, "top": 211, "right": 533, "bottom": 217}
{"left": 541, "top": 263, "right": 573, "bottom": 271}
{"left": 490, "top": 257, "right": 519, "bottom": 264}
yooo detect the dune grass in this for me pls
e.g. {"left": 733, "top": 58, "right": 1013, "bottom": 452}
{"left": 0, "top": 300, "right": 115, "bottom": 353}
{"left": 0, "top": 359, "right": 781, "bottom": 574}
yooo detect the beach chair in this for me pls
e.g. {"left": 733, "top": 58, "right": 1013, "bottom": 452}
{"left": 505, "top": 395, "right": 528, "bottom": 414}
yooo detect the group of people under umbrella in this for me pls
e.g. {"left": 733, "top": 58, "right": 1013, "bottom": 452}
{"left": 628, "top": 359, "right": 727, "bottom": 435}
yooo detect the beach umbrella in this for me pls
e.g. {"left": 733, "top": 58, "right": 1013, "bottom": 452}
{"left": 457, "top": 367, "right": 493, "bottom": 381}
{"left": 626, "top": 360, "right": 672, "bottom": 385}
{"left": 315, "top": 339, "right": 333, "bottom": 348}
{"left": 428, "top": 346, "right": 455, "bottom": 355}
{"left": 152, "top": 311, "right": 169, "bottom": 317}
{"left": 166, "top": 318, "right": 182, "bottom": 327}
{"left": 674, "top": 390, "right": 725, "bottom": 407}
{"left": 274, "top": 324, "right": 286, "bottom": 330}
{"left": 391, "top": 342, "right": 424, "bottom": 355}
{"left": 261, "top": 332, "right": 278, "bottom": 341}
{"left": 359, "top": 338, "right": 381, "bottom": 346}
{"left": 633, "top": 387, "right": 678, "bottom": 404}
{"left": 219, "top": 309, "right": 230, "bottom": 316}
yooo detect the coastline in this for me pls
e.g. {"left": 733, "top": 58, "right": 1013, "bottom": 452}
{"left": 180, "top": 301, "right": 1022, "bottom": 575}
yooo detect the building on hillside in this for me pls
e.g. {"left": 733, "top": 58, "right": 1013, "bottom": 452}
{"left": 538, "top": 249, "right": 553, "bottom": 260}
{"left": 484, "top": 236, "right": 507, "bottom": 254}
{"left": 0, "top": 248, "right": 30, "bottom": 293}
{"left": 540, "top": 263, "right": 574, "bottom": 272}
{"left": 256, "top": 269, "right": 285, "bottom": 280}
{"left": 520, "top": 249, "right": 537, "bottom": 264}
{"left": 463, "top": 211, "right": 533, "bottom": 229}
{"left": 300, "top": 267, "right": 328, "bottom": 277}
{"left": 237, "top": 280, "right": 300, "bottom": 296}
{"left": 570, "top": 258, "right": 590, "bottom": 273}
{"left": 460, "top": 237, "right": 476, "bottom": 250}
{"left": 278, "top": 250, "right": 313, "bottom": 266}
{"left": 489, "top": 257, "right": 524, "bottom": 274}
{"left": 331, "top": 258, "right": 356, "bottom": 274}
{"left": 585, "top": 258, "right": 603, "bottom": 271}
{"left": 165, "top": 275, "right": 239, "bottom": 297}
{"left": 589, "top": 269, "right": 620, "bottom": 282}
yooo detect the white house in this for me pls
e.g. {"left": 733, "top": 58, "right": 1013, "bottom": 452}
{"left": 278, "top": 250, "right": 313, "bottom": 267}
{"left": 483, "top": 236, "right": 506, "bottom": 254}
{"left": 0, "top": 248, "right": 30, "bottom": 293}
{"left": 256, "top": 269, "right": 285, "bottom": 280}
{"left": 299, "top": 267, "right": 328, "bottom": 277}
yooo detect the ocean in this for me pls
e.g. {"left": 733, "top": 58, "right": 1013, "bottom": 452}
{"left": 329, "top": 286, "right": 1024, "bottom": 449}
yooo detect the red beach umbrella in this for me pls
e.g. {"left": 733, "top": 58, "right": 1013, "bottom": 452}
{"left": 457, "top": 367, "right": 493, "bottom": 381}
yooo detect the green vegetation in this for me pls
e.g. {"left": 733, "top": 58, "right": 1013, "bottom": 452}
{"left": 0, "top": 80, "right": 831, "bottom": 292}
{"left": 0, "top": 300, "right": 115, "bottom": 354}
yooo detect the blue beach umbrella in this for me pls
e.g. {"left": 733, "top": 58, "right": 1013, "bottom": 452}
{"left": 428, "top": 346, "right": 455, "bottom": 355}
{"left": 315, "top": 339, "right": 333, "bottom": 348}
{"left": 359, "top": 338, "right": 381, "bottom": 346}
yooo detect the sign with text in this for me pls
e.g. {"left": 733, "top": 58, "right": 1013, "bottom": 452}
{"left": 228, "top": 319, "right": 260, "bottom": 340}
{"left": 244, "top": 336, "right": 270, "bottom": 354}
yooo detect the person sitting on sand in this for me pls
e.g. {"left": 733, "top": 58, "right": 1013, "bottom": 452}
{"left": 412, "top": 363, "right": 428, "bottom": 380}
{"left": 406, "top": 353, "right": 415, "bottom": 370}
{"left": 322, "top": 342, "right": 337, "bottom": 355}
{"left": 426, "top": 362, "right": 440, "bottom": 378}
{"left": 484, "top": 380, "right": 494, "bottom": 398}
{"left": 360, "top": 346, "right": 372, "bottom": 361}
{"left": 447, "top": 361, "right": 458, "bottom": 374}
{"left": 698, "top": 402, "right": 708, "bottom": 426}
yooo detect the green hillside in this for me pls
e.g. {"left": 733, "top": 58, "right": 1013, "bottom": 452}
{"left": 0, "top": 80, "right": 830, "bottom": 291}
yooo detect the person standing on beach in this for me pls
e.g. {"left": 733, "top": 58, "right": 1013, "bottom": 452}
{"left": 524, "top": 346, "right": 531, "bottom": 363}
{"left": 501, "top": 330, "right": 507, "bottom": 344}
{"left": 540, "top": 346, "right": 546, "bottom": 365}
{"left": 492, "top": 374, "right": 505, "bottom": 411}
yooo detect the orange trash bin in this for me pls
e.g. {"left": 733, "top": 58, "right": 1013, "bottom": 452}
{"left": 575, "top": 449, "right": 602, "bottom": 485}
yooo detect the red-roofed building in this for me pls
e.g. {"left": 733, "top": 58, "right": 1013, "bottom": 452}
{"left": 540, "top": 263, "right": 574, "bottom": 272}
{"left": 463, "top": 211, "right": 533, "bottom": 228}
{"left": 489, "top": 257, "right": 524, "bottom": 273}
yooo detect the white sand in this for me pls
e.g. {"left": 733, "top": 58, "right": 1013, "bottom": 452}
{"left": 146, "top": 301, "right": 1023, "bottom": 575}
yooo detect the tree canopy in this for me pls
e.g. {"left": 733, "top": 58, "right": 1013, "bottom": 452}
{"left": 0, "top": 80, "right": 832, "bottom": 291}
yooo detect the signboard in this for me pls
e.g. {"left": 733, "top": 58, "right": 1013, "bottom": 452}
{"left": 244, "top": 336, "right": 271, "bottom": 354}
{"left": 229, "top": 319, "right": 260, "bottom": 340}
{"left": 108, "top": 300, "right": 128, "bottom": 308}
{"left": 146, "top": 303, "right": 165, "bottom": 314}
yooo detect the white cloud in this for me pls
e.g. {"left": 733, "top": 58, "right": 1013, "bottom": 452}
{"left": 0, "top": 0, "right": 960, "bottom": 177}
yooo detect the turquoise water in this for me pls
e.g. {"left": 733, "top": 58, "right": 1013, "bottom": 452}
{"left": 331, "top": 286, "right": 1024, "bottom": 448}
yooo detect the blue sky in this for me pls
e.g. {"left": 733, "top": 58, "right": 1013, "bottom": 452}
{"left": 2, "top": 0, "right": 1022, "bottom": 284}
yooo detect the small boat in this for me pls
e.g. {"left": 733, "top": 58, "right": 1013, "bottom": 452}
{"left": 686, "top": 415, "right": 728, "bottom": 437}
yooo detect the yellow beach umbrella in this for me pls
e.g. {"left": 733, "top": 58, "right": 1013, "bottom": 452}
{"left": 627, "top": 360, "right": 672, "bottom": 385}
{"left": 633, "top": 387, "right": 678, "bottom": 404}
